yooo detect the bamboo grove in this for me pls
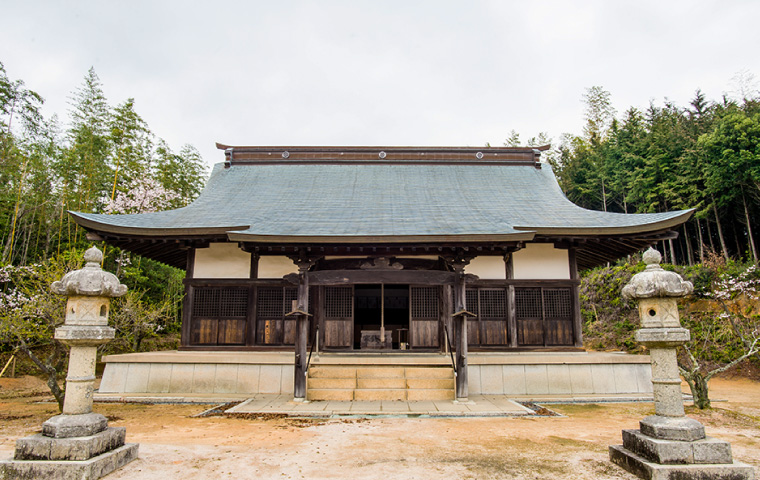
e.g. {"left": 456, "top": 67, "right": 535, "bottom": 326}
{"left": 0, "top": 63, "right": 207, "bottom": 267}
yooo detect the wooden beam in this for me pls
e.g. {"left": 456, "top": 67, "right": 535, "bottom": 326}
{"left": 307, "top": 269, "right": 459, "bottom": 286}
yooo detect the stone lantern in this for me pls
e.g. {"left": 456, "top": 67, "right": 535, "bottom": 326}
{"left": 609, "top": 248, "right": 754, "bottom": 479}
{"left": 0, "top": 246, "right": 138, "bottom": 480}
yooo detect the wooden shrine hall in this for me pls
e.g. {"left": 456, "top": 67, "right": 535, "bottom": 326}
{"left": 74, "top": 145, "right": 693, "bottom": 402}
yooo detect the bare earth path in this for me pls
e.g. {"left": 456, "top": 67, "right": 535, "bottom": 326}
{"left": 1, "top": 376, "right": 758, "bottom": 479}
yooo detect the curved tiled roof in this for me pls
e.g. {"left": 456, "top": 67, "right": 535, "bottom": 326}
{"left": 72, "top": 160, "right": 691, "bottom": 242}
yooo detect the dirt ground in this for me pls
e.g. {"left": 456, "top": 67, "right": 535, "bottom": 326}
{"left": 1, "top": 376, "right": 758, "bottom": 479}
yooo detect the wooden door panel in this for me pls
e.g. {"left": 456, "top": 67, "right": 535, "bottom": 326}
{"left": 283, "top": 318, "right": 296, "bottom": 345}
{"left": 545, "top": 319, "right": 574, "bottom": 346}
{"left": 410, "top": 286, "right": 439, "bottom": 349}
{"left": 217, "top": 319, "right": 245, "bottom": 345}
{"left": 191, "top": 318, "right": 217, "bottom": 345}
{"left": 467, "top": 320, "right": 480, "bottom": 345}
{"left": 258, "top": 319, "right": 284, "bottom": 345}
{"left": 480, "top": 320, "right": 508, "bottom": 345}
{"left": 412, "top": 319, "right": 439, "bottom": 348}
{"left": 517, "top": 319, "right": 544, "bottom": 346}
{"left": 323, "top": 286, "right": 353, "bottom": 349}
{"left": 324, "top": 319, "right": 352, "bottom": 348}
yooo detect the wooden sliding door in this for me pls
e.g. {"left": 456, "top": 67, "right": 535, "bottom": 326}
{"left": 410, "top": 286, "right": 440, "bottom": 348}
{"left": 190, "top": 287, "right": 248, "bottom": 345}
{"left": 515, "top": 286, "right": 574, "bottom": 346}
{"left": 323, "top": 286, "right": 353, "bottom": 349}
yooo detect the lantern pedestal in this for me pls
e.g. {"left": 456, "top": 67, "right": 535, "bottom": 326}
{"left": 0, "top": 247, "right": 138, "bottom": 480}
{"left": 609, "top": 249, "right": 754, "bottom": 479}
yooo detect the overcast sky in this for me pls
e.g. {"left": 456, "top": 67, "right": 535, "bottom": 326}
{"left": 3, "top": 1, "right": 759, "bottom": 168}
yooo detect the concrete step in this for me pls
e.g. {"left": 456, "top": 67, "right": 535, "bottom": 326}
{"left": 306, "top": 364, "right": 455, "bottom": 401}
{"left": 308, "top": 366, "right": 356, "bottom": 379}
{"left": 407, "top": 389, "right": 454, "bottom": 401}
{"left": 307, "top": 388, "right": 354, "bottom": 401}
{"left": 405, "top": 367, "right": 454, "bottom": 379}
{"left": 354, "top": 389, "right": 407, "bottom": 401}
{"left": 356, "top": 367, "right": 405, "bottom": 378}
{"left": 357, "top": 378, "right": 407, "bottom": 389}
{"left": 307, "top": 377, "right": 356, "bottom": 389}
{"left": 406, "top": 378, "right": 455, "bottom": 390}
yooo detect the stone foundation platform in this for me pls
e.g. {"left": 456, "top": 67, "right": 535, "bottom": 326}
{"left": 1, "top": 420, "right": 138, "bottom": 480}
{"left": 97, "top": 350, "right": 653, "bottom": 400}
{"left": 610, "top": 444, "right": 754, "bottom": 480}
{"left": 610, "top": 427, "right": 755, "bottom": 480}
{"left": 1, "top": 443, "right": 138, "bottom": 480}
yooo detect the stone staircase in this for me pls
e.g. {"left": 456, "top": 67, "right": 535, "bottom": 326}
{"left": 306, "top": 365, "right": 455, "bottom": 401}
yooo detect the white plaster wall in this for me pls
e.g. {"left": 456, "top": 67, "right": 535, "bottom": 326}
{"left": 465, "top": 256, "right": 506, "bottom": 279}
{"left": 258, "top": 256, "right": 297, "bottom": 278}
{"left": 193, "top": 243, "right": 251, "bottom": 279}
{"left": 512, "top": 244, "right": 570, "bottom": 279}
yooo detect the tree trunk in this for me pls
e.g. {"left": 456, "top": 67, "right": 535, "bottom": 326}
{"left": 17, "top": 342, "right": 65, "bottom": 412}
{"left": 21, "top": 213, "right": 34, "bottom": 265}
{"left": 732, "top": 219, "right": 742, "bottom": 259}
{"left": 683, "top": 223, "right": 694, "bottom": 266}
{"left": 742, "top": 191, "right": 757, "bottom": 261}
{"left": 683, "top": 371, "right": 711, "bottom": 409}
{"left": 713, "top": 200, "right": 729, "bottom": 261}
{"left": 706, "top": 216, "right": 715, "bottom": 252}
{"left": 696, "top": 218, "right": 705, "bottom": 262}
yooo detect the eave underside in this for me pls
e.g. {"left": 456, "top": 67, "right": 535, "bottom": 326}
{"left": 88, "top": 228, "right": 679, "bottom": 271}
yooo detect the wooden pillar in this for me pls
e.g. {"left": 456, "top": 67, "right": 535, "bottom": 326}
{"left": 294, "top": 313, "right": 309, "bottom": 399}
{"left": 180, "top": 248, "right": 195, "bottom": 348}
{"left": 440, "top": 285, "right": 453, "bottom": 352}
{"left": 454, "top": 315, "right": 468, "bottom": 400}
{"left": 568, "top": 247, "right": 583, "bottom": 348}
{"left": 293, "top": 267, "right": 310, "bottom": 400}
{"left": 445, "top": 253, "right": 474, "bottom": 402}
{"left": 289, "top": 253, "right": 319, "bottom": 401}
{"left": 454, "top": 271, "right": 468, "bottom": 401}
{"left": 505, "top": 251, "right": 518, "bottom": 348}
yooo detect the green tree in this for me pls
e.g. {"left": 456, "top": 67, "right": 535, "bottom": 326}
{"left": 108, "top": 98, "right": 153, "bottom": 201}
{"left": 699, "top": 109, "right": 760, "bottom": 261}
{"left": 153, "top": 141, "right": 207, "bottom": 208}
{"left": 61, "top": 67, "right": 112, "bottom": 220}
{"left": 0, "top": 252, "right": 81, "bottom": 410}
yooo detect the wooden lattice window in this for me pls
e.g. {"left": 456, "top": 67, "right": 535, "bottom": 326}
{"left": 411, "top": 286, "right": 438, "bottom": 319}
{"left": 191, "top": 287, "right": 248, "bottom": 346}
{"left": 193, "top": 287, "right": 248, "bottom": 318}
{"left": 543, "top": 288, "right": 572, "bottom": 318}
{"left": 324, "top": 286, "right": 353, "bottom": 319}
{"left": 323, "top": 286, "right": 353, "bottom": 349}
{"left": 257, "top": 287, "right": 284, "bottom": 319}
{"left": 479, "top": 289, "right": 506, "bottom": 319}
{"left": 284, "top": 287, "right": 298, "bottom": 313}
{"left": 465, "top": 288, "right": 478, "bottom": 314}
{"left": 255, "top": 286, "right": 313, "bottom": 346}
{"left": 515, "top": 286, "right": 574, "bottom": 346}
{"left": 515, "top": 287, "right": 543, "bottom": 319}
{"left": 193, "top": 288, "right": 220, "bottom": 317}
{"left": 465, "top": 287, "right": 508, "bottom": 346}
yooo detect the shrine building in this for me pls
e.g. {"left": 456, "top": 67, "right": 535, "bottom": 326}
{"left": 73, "top": 145, "right": 693, "bottom": 402}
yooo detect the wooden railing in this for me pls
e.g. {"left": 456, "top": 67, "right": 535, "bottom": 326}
{"left": 305, "top": 324, "right": 319, "bottom": 376}
{"left": 441, "top": 320, "right": 457, "bottom": 377}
